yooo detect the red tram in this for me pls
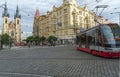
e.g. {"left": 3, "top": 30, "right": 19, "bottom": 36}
{"left": 76, "top": 23, "right": 120, "bottom": 58}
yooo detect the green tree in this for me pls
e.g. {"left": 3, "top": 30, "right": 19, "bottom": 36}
{"left": 40, "top": 36, "right": 46, "bottom": 45}
{"left": 26, "top": 36, "right": 34, "bottom": 43}
{"left": 34, "top": 36, "right": 40, "bottom": 43}
{"left": 40, "top": 36, "right": 46, "bottom": 42}
{"left": 1, "top": 34, "right": 12, "bottom": 46}
{"left": 47, "top": 36, "right": 57, "bottom": 43}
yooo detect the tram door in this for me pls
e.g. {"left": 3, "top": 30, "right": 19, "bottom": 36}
{"left": 95, "top": 29, "right": 101, "bottom": 51}
{"left": 87, "top": 29, "right": 101, "bottom": 50}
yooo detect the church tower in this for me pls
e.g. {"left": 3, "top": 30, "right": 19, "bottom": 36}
{"left": 14, "top": 5, "right": 21, "bottom": 43}
{"left": 2, "top": 2, "right": 10, "bottom": 34}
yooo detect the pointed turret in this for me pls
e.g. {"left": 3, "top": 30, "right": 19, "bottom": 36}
{"left": 14, "top": 5, "right": 21, "bottom": 19}
{"left": 84, "top": 4, "right": 88, "bottom": 11}
{"left": 35, "top": 9, "right": 40, "bottom": 19}
{"left": 2, "top": 1, "right": 9, "bottom": 17}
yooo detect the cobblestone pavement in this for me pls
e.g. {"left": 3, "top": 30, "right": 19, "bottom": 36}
{"left": 0, "top": 45, "right": 119, "bottom": 77}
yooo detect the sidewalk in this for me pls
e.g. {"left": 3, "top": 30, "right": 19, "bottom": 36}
{"left": 0, "top": 44, "right": 77, "bottom": 51}
{"left": 0, "top": 46, "right": 22, "bottom": 51}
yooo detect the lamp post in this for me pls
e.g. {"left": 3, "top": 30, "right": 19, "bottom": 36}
{"left": 0, "top": 4, "right": 5, "bottom": 49}
{"left": 0, "top": 36, "right": 1, "bottom": 49}
{"left": 9, "top": 37, "right": 11, "bottom": 49}
{"left": 111, "top": 12, "right": 120, "bottom": 25}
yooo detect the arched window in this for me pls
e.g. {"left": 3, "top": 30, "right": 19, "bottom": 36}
{"left": 17, "top": 20, "right": 19, "bottom": 24}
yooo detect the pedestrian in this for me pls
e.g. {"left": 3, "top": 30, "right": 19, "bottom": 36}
{"left": 28, "top": 42, "right": 31, "bottom": 48}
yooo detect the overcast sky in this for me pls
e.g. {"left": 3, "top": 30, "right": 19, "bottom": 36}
{"left": 0, "top": 0, "right": 120, "bottom": 37}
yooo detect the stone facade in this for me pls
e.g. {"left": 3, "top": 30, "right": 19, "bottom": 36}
{"left": 33, "top": 0, "right": 109, "bottom": 44}
{"left": 2, "top": 2, "right": 22, "bottom": 44}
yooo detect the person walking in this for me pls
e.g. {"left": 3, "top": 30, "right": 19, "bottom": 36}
{"left": 28, "top": 42, "right": 31, "bottom": 48}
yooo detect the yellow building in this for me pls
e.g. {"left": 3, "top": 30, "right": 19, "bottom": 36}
{"left": 33, "top": 0, "right": 108, "bottom": 44}
{"left": 2, "top": 3, "right": 22, "bottom": 44}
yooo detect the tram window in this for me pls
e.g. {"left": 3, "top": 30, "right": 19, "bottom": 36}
{"left": 95, "top": 30, "right": 101, "bottom": 46}
{"left": 87, "top": 30, "right": 96, "bottom": 47}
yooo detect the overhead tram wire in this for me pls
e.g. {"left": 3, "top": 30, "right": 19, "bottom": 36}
{"left": 99, "top": 5, "right": 109, "bottom": 16}
{"left": 91, "top": 0, "right": 112, "bottom": 12}
{"left": 102, "top": 0, "right": 112, "bottom": 5}
{"left": 79, "top": 0, "right": 97, "bottom": 7}
{"left": 115, "top": 7, "right": 120, "bottom": 10}
{"left": 96, "top": 0, "right": 103, "bottom": 3}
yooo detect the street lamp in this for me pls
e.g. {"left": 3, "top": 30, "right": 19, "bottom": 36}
{"left": 111, "top": 12, "right": 120, "bottom": 25}
{"left": 0, "top": 4, "right": 5, "bottom": 49}
{"left": 0, "top": 36, "right": 1, "bottom": 49}
{"left": 9, "top": 37, "right": 11, "bottom": 49}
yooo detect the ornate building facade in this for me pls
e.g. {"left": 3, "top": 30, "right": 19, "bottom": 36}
{"left": 2, "top": 2, "right": 22, "bottom": 44}
{"left": 33, "top": 0, "right": 109, "bottom": 44}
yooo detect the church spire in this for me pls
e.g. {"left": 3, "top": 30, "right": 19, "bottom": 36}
{"left": 2, "top": 1, "right": 9, "bottom": 17}
{"left": 14, "top": 5, "right": 21, "bottom": 19}
{"left": 35, "top": 9, "right": 40, "bottom": 19}
{"left": 16, "top": 5, "right": 19, "bottom": 13}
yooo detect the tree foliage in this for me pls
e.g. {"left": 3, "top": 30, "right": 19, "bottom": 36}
{"left": 25, "top": 36, "right": 46, "bottom": 43}
{"left": 25, "top": 36, "right": 34, "bottom": 43}
{"left": 47, "top": 36, "right": 57, "bottom": 42}
{"left": 40, "top": 36, "right": 46, "bottom": 42}
{"left": 34, "top": 36, "right": 40, "bottom": 42}
{"left": 1, "top": 34, "right": 12, "bottom": 45}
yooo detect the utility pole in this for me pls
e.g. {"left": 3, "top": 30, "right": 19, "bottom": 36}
{"left": 0, "top": 4, "right": 5, "bottom": 49}
{"left": 0, "top": 36, "right": 1, "bottom": 49}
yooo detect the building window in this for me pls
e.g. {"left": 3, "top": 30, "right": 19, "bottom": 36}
{"left": 5, "top": 19, "right": 7, "bottom": 23}
{"left": 57, "top": 12, "right": 59, "bottom": 16}
{"left": 83, "top": 13, "right": 85, "bottom": 16}
{"left": 79, "top": 11, "right": 82, "bottom": 15}
{"left": 17, "top": 20, "right": 19, "bottom": 24}
{"left": 60, "top": 11, "right": 62, "bottom": 15}
{"left": 64, "top": 15, "right": 68, "bottom": 21}
{"left": 64, "top": 9, "right": 67, "bottom": 13}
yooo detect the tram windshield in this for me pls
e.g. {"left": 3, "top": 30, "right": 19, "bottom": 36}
{"left": 100, "top": 24, "right": 120, "bottom": 48}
